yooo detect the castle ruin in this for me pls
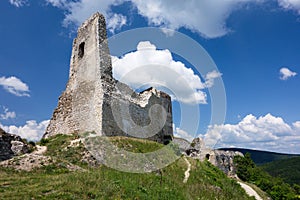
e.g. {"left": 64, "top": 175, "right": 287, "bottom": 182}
{"left": 44, "top": 13, "right": 173, "bottom": 144}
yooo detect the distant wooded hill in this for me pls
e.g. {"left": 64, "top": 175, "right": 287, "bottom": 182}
{"left": 219, "top": 148, "right": 300, "bottom": 165}
{"left": 261, "top": 157, "right": 300, "bottom": 185}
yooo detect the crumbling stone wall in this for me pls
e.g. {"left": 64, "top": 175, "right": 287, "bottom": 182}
{"left": 44, "top": 13, "right": 173, "bottom": 144}
{"left": 185, "top": 137, "right": 243, "bottom": 177}
{"left": 0, "top": 128, "right": 30, "bottom": 161}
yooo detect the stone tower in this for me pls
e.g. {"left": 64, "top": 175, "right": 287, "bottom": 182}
{"left": 44, "top": 13, "right": 173, "bottom": 144}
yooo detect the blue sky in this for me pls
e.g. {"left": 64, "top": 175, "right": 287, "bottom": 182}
{"left": 1, "top": 0, "right": 300, "bottom": 154}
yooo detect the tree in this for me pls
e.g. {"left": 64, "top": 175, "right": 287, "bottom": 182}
{"left": 234, "top": 153, "right": 255, "bottom": 181}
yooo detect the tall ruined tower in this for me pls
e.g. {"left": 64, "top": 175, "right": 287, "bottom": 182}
{"left": 44, "top": 13, "right": 173, "bottom": 144}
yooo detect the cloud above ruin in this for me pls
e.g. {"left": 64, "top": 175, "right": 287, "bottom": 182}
{"left": 112, "top": 41, "right": 222, "bottom": 104}
{"left": 45, "top": 0, "right": 261, "bottom": 37}
{"left": 45, "top": 0, "right": 127, "bottom": 33}
{"left": 129, "top": 0, "right": 262, "bottom": 38}
{"left": 9, "top": 0, "right": 300, "bottom": 37}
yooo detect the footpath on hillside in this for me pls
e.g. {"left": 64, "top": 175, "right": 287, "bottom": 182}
{"left": 183, "top": 157, "right": 191, "bottom": 183}
{"left": 238, "top": 181, "right": 263, "bottom": 200}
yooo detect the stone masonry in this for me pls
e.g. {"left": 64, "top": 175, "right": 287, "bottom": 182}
{"left": 185, "top": 137, "right": 243, "bottom": 177}
{"left": 0, "top": 128, "right": 30, "bottom": 161}
{"left": 44, "top": 13, "right": 173, "bottom": 144}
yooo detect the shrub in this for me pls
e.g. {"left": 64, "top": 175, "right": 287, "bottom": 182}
{"left": 29, "top": 141, "right": 36, "bottom": 146}
{"left": 40, "top": 138, "right": 50, "bottom": 146}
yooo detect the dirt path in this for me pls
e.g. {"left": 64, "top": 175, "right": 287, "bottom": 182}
{"left": 183, "top": 157, "right": 191, "bottom": 183}
{"left": 0, "top": 145, "right": 51, "bottom": 171}
{"left": 238, "top": 181, "right": 263, "bottom": 200}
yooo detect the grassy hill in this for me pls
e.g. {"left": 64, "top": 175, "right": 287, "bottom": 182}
{"left": 0, "top": 134, "right": 254, "bottom": 200}
{"left": 219, "top": 148, "right": 300, "bottom": 165}
{"left": 261, "top": 157, "right": 300, "bottom": 185}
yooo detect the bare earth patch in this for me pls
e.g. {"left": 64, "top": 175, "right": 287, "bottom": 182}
{"left": 0, "top": 145, "right": 52, "bottom": 171}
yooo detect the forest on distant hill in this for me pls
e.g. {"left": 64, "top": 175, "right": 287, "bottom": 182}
{"left": 261, "top": 157, "right": 300, "bottom": 185}
{"left": 220, "top": 148, "right": 300, "bottom": 165}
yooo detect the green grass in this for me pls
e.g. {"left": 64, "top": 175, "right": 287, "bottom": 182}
{"left": 43, "top": 134, "right": 87, "bottom": 166}
{"left": 109, "top": 136, "right": 164, "bottom": 153}
{"left": 0, "top": 134, "right": 254, "bottom": 200}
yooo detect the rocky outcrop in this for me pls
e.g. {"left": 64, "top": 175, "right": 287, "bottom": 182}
{"left": 185, "top": 137, "right": 243, "bottom": 177}
{"left": 0, "top": 128, "right": 30, "bottom": 161}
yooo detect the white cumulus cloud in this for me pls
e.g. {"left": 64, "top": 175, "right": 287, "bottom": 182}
{"left": 107, "top": 13, "right": 127, "bottom": 33}
{"left": 44, "top": 0, "right": 264, "bottom": 38}
{"left": 293, "top": 121, "right": 300, "bottom": 128}
{"left": 45, "top": 0, "right": 127, "bottom": 33}
{"left": 9, "top": 0, "right": 27, "bottom": 7}
{"left": 130, "top": 0, "right": 263, "bottom": 38}
{"left": 279, "top": 67, "right": 297, "bottom": 80}
{"left": 278, "top": 0, "right": 300, "bottom": 14}
{"left": 112, "top": 41, "right": 221, "bottom": 104}
{"left": 1, "top": 120, "right": 50, "bottom": 141}
{"left": 204, "top": 113, "right": 300, "bottom": 153}
{"left": 0, "top": 76, "right": 30, "bottom": 97}
{"left": 0, "top": 106, "right": 16, "bottom": 120}
{"left": 173, "top": 124, "right": 194, "bottom": 142}
{"left": 45, "top": 0, "right": 67, "bottom": 8}
{"left": 12, "top": 0, "right": 300, "bottom": 38}
{"left": 205, "top": 70, "right": 223, "bottom": 88}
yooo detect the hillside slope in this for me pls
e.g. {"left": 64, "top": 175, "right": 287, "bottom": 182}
{"left": 0, "top": 135, "right": 254, "bottom": 200}
{"left": 261, "top": 157, "right": 300, "bottom": 185}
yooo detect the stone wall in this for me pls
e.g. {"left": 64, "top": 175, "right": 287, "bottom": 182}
{"left": 185, "top": 137, "right": 243, "bottom": 177}
{"left": 209, "top": 150, "right": 243, "bottom": 178}
{"left": 102, "top": 85, "right": 173, "bottom": 143}
{"left": 44, "top": 12, "right": 173, "bottom": 144}
{"left": 0, "top": 128, "right": 30, "bottom": 161}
